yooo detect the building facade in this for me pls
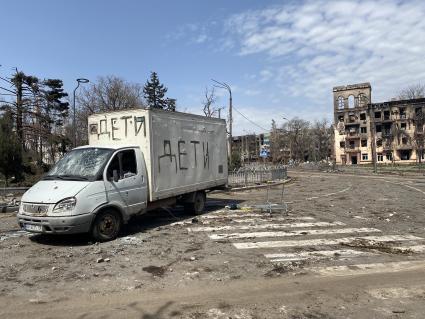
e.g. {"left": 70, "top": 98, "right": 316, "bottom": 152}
{"left": 232, "top": 133, "right": 268, "bottom": 163}
{"left": 333, "top": 83, "right": 425, "bottom": 165}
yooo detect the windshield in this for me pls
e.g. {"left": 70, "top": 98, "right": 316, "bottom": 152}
{"left": 44, "top": 148, "right": 114, "bottom": 181}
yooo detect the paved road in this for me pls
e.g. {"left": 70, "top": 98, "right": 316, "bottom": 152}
{"left": 1, "top": 170, "right": 425, "bottom": 318}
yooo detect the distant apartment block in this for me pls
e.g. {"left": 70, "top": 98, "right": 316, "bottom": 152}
{"left": 333, "top": 83, "right": 425, "bottom": 165}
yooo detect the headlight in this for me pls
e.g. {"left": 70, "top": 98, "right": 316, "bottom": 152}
{"left": 53, "top": 197, "right": 77, "bottom": 213}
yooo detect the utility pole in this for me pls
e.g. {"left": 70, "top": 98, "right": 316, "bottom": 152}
{"left": 212, "top": 79, "right": 232, "bottom": 167}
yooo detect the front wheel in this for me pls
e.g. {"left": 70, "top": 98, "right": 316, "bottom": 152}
{"left": 184, "top": 191, "right": 206, "bottom": 215}
{"left": 91, "top": 210, "right": 122, "bottom": 242}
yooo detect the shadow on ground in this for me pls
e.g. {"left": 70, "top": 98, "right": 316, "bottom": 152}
{"left": 28, "top": 196, "right": 245, "bottom": 247}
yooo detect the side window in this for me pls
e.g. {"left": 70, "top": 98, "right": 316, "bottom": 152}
{"left": 106, "top": 154, "right": 120, "bottom": 180}
{"left": 106, "top": 150, "right": 137, "bottom": 180}
{"left": 121, "top": 150, "right": 137, "bottom": 177}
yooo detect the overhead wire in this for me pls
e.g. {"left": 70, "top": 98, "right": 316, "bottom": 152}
{"left": 232, "top": 106, "right": 269, "bottom": 132}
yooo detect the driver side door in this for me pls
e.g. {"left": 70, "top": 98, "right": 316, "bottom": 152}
{"left": 104, "top": 149, "right": 146, "bottom": 215}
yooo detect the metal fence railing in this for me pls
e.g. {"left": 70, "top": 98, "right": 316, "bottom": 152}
{"left": 228, "top": 167, "right": 287, "bottom": 187}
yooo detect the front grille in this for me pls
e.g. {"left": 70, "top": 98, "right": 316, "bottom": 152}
{"left": 22, "top": 203, "right": 49, "bottom": 216}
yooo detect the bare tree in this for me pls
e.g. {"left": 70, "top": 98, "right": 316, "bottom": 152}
{"left": 202, "top": 87, "right": 218, "bottom": 117}
{"left": 74, "top": 75, "right": 146, "bottom": 145}
{"left": 398, "top": 84, "right": 425, "bottom": 100}
{"left": 312, "top": 119, "right": 333, "bottom": 161}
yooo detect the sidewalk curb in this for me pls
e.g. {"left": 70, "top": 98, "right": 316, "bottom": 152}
{"left": 227, "top": 178, "right": 292, "bottom": 193}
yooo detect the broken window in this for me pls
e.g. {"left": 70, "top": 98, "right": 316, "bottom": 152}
{"left": 376, "top": 139, "right": 382, "bottom": 147}
{"left": 348, "top": 114, "right": 357, "bottom": 123}
{"left": 384, "top": 110, "right": 390, "bottom": 120}
{"left": 400, "top": 122, "right": 407, "bottom": 130}
{"left": 338, "top": 115, "right": 344, "bottom": 122}
{"left": 349, "top": 141, "right": 355, "bottom": 149}
{"left": 376, "top": 125, "right": 382, "bottom": 133}
{"left": 360, "top": 113, "right": 366, "bottom": 121}
{"left": 360, "top": 127, "right": 367, "bottom": 133}
{"left": 340, "top": 141, "right": 345, "bottom": 148}
{"left": 361, "top": 139, "right": 367, "bottom": 147}
{"left": 402, "top": 137, "right": 408, "bottom": 145}
{"left": 374, "top": 111, "right": 381, "bottom": 119}
{"left": 400, "top": 150, "right": 410, "bottom": 160}
{"left": 107, "top": 149, "right": 137, "bottom": 180}
{"left": 337, "top": 96, "right": 344, "bottom": 109}
{"left": 383, "top": 123, "right": 392, "bottom": 136}
{"left": 362, "top": 153, "right": 368, "bottom": 160}
{"left": 386, "top": 152, "right": 393, "bottom": 161}
{"left": 377, "top": 153, "right": 383, "bottom": 161}
{"left": 399, "top": 107, "right": 406, "bottom": 119}
{"left": 358, "top": 93, "right": 367, "bottom": 107}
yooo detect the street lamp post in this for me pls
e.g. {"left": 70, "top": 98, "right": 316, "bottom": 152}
{"left": 73, "top": 78, "right": 89, "bottom": 147}
{"left": 212, "top": 79, "right": 232, "bottom": 166}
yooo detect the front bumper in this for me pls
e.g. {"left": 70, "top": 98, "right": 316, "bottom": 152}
{"left": 17, "top": 213, "right": 94, "bottom": 234}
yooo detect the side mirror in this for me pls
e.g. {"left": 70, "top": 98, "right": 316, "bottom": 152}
{"left": 112, "top": 169, "right": 119, "bottom": 182}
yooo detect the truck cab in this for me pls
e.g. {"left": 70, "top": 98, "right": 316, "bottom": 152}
{"left": 18, "top": 145, "right": 151, "bottom": 241}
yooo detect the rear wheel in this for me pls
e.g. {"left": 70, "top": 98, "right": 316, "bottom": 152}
{"left": 91, "top": 209, "right": 122, "bottom": 242}
{"left": 184, "top": 191, "right": 206, "bottom": 215}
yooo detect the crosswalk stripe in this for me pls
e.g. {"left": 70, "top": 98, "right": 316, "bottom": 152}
{"left": 171, "top": 216, "right": 316, "bottom": 227}
{"left": 188, "top": 221, "right": 345, "bottom": 232}
{"left": 201, "top": 214, "right": 315, "bottom": 220}
{"left": 310, "top": 260, "right": 425, "bottom": 277}
{"left": 266, "top": 248, "right": 375, "bottom": 262}
{"left": 211, "top": 227, "right": 381, "bottom": 240}
{"left": 233, "top": 235, "right": 423, "bottom": 249}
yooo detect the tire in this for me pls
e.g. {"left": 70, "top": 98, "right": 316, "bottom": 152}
{"left": 91, "top": 209, "right": 122, "bottom": 242}
{"left": 184, "top": 191, "right": 206, "bottom": 215}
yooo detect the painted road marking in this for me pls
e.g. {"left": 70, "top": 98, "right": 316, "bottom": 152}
{"left": 211, "top": 227, "right": 381, "bottom": 240}
{"left": 233, "top": 235, "right": 423, "bottom": 249}
{"left": 201, "top": 213, "right": 315, "bottom": 220}
{"left": 265, "top": 248, "right": 376, "bottom": 262}
{"left": 171, "top": 216, "right": 316, "bottom": 226}
{"left": 188, "top": 221, "right": 345, "bottom": 232}
{"left": 310, "top": 260, "right": 425, "bottom": 277}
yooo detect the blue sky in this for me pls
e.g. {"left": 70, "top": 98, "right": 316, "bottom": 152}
{"left": 1, "top": 0, "right": 425, "bottom": 135}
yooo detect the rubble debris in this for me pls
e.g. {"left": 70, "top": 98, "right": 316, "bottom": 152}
{"left": 340, "top": 239, "right": 414, "bottom": 255}
{"left": 264, "top": 260, "right": 308, "bottom": 277}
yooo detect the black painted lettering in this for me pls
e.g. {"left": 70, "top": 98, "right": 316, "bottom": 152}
{"left": 158, "top": 140, "right": 177, "bottom": 173}
{"left": 134, "top": 116, "right": 146, "bottom": 137}
{"left": 190, "top": 141, "right": 200, "bottom": 167}
{"left": 203, "top": 142, "right": 209, "bottom": 169}
{"left": 97, "top": 119, "right": 110, "bottom": 139}
{"left": 120, "top": 116, "right": 132, "bottom": 137}
{"left": 178, "top": 140, "right": 188, "bottom": 170}
{"left": 111, "top": 118, "right": 120, "bottom": 140}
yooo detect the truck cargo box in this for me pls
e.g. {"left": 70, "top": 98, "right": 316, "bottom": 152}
{"left": 88, "top": 109, "right": 228, "bottom": 201}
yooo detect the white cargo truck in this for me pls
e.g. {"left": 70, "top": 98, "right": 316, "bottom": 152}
{"left": 17, "top": 109, "right": 228, "bottom": 241}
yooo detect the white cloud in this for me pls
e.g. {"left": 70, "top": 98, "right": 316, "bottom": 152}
{"left": 224, "top": 0, "right": 425, "bottom": 106}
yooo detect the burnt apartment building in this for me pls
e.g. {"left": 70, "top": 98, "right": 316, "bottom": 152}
{"left": 333, "top": 83, "right": 425, "bottom": 165}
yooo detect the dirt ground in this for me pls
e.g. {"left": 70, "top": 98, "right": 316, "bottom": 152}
{"left": 1, "top": 169, "right": 425, "bottom": 318}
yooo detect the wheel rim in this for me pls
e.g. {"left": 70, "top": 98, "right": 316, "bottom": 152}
{"left": 99, "top": 214, "right": 117, "bottom": 237}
